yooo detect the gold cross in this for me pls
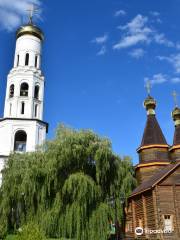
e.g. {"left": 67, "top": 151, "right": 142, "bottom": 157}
{"left": 172, "top": 90, "right": 178, "bottom": 107}
{"left": 27, "top": 4, "right": 39, "bottom": 24}
{"left": 145, "top": 80, "right": 152, "bottom": 95}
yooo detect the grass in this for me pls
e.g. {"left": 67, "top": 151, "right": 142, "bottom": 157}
{"left": 5, "top": 236, "right": 16, "bottom": 240}
{"left": 5, "top": 235, "right": 71, "bottom": 240}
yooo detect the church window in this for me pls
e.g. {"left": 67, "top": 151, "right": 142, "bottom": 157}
{"left": 35, "top": 104, "right": 38, "bottom": 117}
{"left": 25, "top": 53, "right": 29, "bottom": 66}
{"left": 34, "top": 85, "right": 39, "bottom": 99}
{"left": 126, "top": 222, "right": 132, "bottom": 232}
{"left": 21, "top": 102, "right": 25, "bottom": 115}
{"left": 163, "top": 215, "right": 173, "bottom": 231}
{"left": 14, "top": 130, "right": 27, "bottom": 152}
{"left": 20, "top": 83, "right": 29, "bottom": 97}
{"left": 17, "top": 54, "right": 19, "bottom": 66}
{"left": 35, "top": 55, "right": 38, "bottom": 68}
{"left": 9, "top": 84, "right": 14, "bottom": 98}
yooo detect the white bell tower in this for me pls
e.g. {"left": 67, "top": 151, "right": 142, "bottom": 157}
{"left": 0, "top": 18, "right": 48, "bottom": 182}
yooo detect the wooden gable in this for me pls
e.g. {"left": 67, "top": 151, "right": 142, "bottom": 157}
{"left": 159, "top": 165, "right": 180, "bottom": 185}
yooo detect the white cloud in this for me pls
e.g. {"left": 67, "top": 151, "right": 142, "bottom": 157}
{"left": 156, "top": 18, "right": 162, "bottom": 24}
{"left": 118, "top": 15, "right": 151, "bottom": 34}
{"left": 145, "top": 73, "right": 180, "bottom": 85}
{"left": 157, "top": 54, "right": 180, "bottom": 73}
{"left": 176, "top": 44, "right": 180, "bottom": 49}
{"left": 144, "top": 73, "right": 167, "bottom": 85}
{"left": 113, "top": 34, "right": 150, "bottom": 49}
{"left": 0, "top": 0, "right": 42, "bottom": 31}
{"left": 114, "top": 9, "right": 126, "bottom": 17}
{"left": 92, "top": 34, "right": 108, "bottom": 44}
{"left": 150, "top": 11, "right": 160, "bottom": 17}
{"left": 154, "top": 33, "right": 174, "bottom": 47}
{"left": 171, "top": 77, "right": 180, "bottom": 83}
{"left": 97, "top": 46, "right": 107, "bottom": 56}
{"left": 150, "top": 11, "right": 162, "bottom": 24}
{"left": 129, "top": 48, "right": 145, "bottom": 59}
{"left": 113, "top": 15, "right": 152, "bottom": 49}
{"left": 171, "top": 55, "right": 180, "bottom": 73}
{"left": 113, "top": 14, "right": 174, "bottom": 50}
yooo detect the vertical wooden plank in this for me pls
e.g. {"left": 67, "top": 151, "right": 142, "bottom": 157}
{"left": 173, "top": 184, "right": 180, "bottom": 238}
{"left": 132, "top": 199, "right": 136, "bottom": 239}
{"left": 152, "top": 188, "right": 158, "bottom": 230}
{"left": 153, "top": 186, "right": 163, "bottom": 240}
{"left": 142, "top": 194, "right": 148, "bottom": 239}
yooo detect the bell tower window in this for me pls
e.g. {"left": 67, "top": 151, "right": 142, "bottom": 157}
{"left": 35, "top": 104, "right": 38, "bottom": 117}
{"left": 35, "top": 55, "right": 38, "bottom": 68}
{"left": 20, "top": 83, "right": 29, "bottom": 97}
{"left": 14, "top": 130, "right": 27, "bottom": 152}
{"left": 34, "top": 85, "right": 39, "bottom": 99}
{"left": 9, "top": 84, "right": 14, "bottom": 98}
{"left": 17, "top": 54, "right": 19, "bottom": 67}
{"left": 25, "top": 53, "right": 29, "bottom": 66}
{"left": 21, "top": 102, "right": 25, "bottom": 115}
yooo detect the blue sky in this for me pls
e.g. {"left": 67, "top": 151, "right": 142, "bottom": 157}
{"left": 0, "top": 0, "right": 180, "bottom": 164}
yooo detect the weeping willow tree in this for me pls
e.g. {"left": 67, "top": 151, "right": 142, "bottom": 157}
{"left": 0, "top": 125, "right": 136, "bottom": 239}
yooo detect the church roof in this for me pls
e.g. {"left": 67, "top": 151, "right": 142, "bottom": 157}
{"left": 138, "top": 114, "right": 168, "bottom": 150}
{"left": 130, "top": 162, "right": 180, "bottom": 197}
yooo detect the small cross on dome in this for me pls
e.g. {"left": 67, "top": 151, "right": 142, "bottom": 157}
{"left": 172, "top": 90, "right": 178, "bottom": 107}
{"left": 27, "top": 4, "right": 39, "bottom": 24}
{"left": 145, "top": 80, "right": 152, "bottom": 96}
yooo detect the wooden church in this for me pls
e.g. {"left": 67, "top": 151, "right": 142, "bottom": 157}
{"left": 125, "top": 90, "right": 180, "bottom": 240}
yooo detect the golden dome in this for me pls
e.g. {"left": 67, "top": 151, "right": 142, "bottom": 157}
{"left": 16, "top": 24, "right": 44, "bottom": 41}
{"left": 144, "top": 95, "right": 156, "bottom": 114}
{"left": 172, "top": 107, "right": 180, "bottom": 124}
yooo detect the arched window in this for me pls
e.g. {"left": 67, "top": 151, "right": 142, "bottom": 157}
{"left": 34, "top": 85, "right": 39, "bottom": 99}
{"left": 17, "top": 55, "right": 19, "bottom": 67}
{"left": 35, "top": 104, "right": 38, "bottom": 117}
{"left": 35, "top": 55, "right": 38, "bottom": 68}
{"left": 25, "top": 53, "right": 29, "bottom": 66}
{"left": 21, "top": 102, "right": 25, "bottom": 114}
{"left": 9, "top": 84, "right": 14, "bottom": 98}
{"left": 14, "top": 130, "right": 27, "bottom": 152}
{"left": 20, "top": 83, "right": 29, "bottom": 97}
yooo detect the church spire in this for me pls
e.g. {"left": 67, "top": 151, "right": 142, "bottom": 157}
{"left": 138, "top": 82, "right": 167, "bottom": 150}
{"left": 135, "top": 83, "right": 169, "bottom": 185}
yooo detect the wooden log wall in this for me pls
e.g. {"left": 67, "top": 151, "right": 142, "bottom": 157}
{"left": 125, "top": 191, "right": 156, "bottom": 239}
{"left": 156, "top": 184, "right": 180, "bottom": 240}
